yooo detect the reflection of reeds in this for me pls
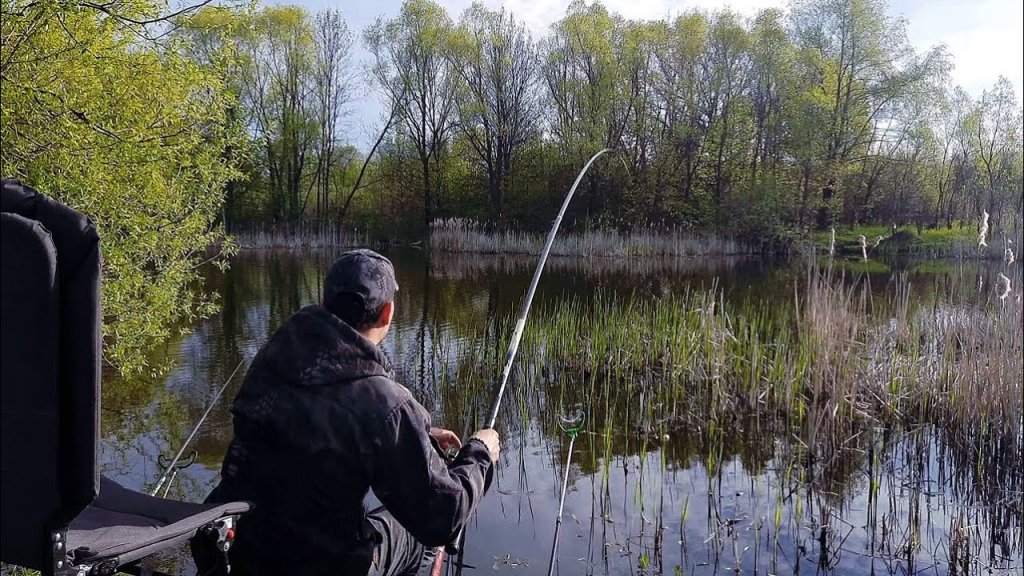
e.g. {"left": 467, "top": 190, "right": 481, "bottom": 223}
{"left": 426, "top": 250, "right": 753, "bottom": 282}
{"left": 230, "top": 223, "right": 368, "bottom": 249}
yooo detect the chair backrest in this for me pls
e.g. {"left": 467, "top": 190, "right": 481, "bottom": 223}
{"left": 1, "top": 179, "right": 101, "bottom": 568}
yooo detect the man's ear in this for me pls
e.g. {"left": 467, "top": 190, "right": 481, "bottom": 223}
{"left": 377, "top": 300, "right": 395, "bottom": 327}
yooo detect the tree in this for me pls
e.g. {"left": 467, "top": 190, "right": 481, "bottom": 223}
{"left": 747, "top": 9, "right": 791, "bottom": 181}
{"left": 308, "top": 9, "right": 355, "bottom": 223}
{"left": 236, "top": 6, "right": 317, "bottom": 223}
{"left": 541, "top": 1, "right": 640, "bottom": 219}
{"left": 649, "top": 11, "right": 710, "bottom": 208}
{"left": 449, "top": 3, "right": 539, "bottom": 227}
{"left": 702, "top": 11, "right": 751, "bottom": 227}
{"left": 365, "top": 0, "right": 458, "bottom": 232}
{"left": 970, "top": 77, "right": 1023, "bottom": 234}
{"left": 1, "top": 0, "right": 241, "bottom": 373}
{"left": 931, "top": 87, "right": 972, "bottom": 227}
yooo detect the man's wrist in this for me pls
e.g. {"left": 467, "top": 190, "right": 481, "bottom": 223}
{"left": 466, "top": 437, "right": 490, "bottom": 452}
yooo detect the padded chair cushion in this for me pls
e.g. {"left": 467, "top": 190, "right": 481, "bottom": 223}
{"left": 1, "top": 178, "right": 101, "bottom": 518}
{"left": 0, "top": 212, "right": 61, "bottom": 570}
{"left": 67, "top": 476, "right": 250, "bottom": 566}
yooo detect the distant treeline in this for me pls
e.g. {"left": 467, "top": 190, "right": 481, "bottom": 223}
{"left": 186, "top": 0, "right": 1022, "bottom": 240}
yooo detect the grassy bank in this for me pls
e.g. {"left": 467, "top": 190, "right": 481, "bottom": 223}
{"left": 812, "top": 223, "right": 1021, "bottom": 260}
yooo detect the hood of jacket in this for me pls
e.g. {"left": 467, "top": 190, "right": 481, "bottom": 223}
{"left": 258, "top": 304, "right": 391, "bottom": 387}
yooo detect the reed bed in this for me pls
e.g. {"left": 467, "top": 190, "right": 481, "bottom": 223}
{"left": 429, "top": 218, "right": 753, "bottom": 257}
{"left": 516, "top": 265, "right": 1022, "bottom": 452}
{"left": 229, "top": 223, "right": 368, "bottom": 249}
{"left": 497, "top": 262, "right": 1021, "bottom": 573}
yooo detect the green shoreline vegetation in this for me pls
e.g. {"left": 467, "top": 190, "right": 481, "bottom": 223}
{"left": 435, "top": 264, "right": 1023, "bottom": 457}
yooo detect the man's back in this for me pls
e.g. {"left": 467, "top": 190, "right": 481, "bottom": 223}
{"left": 204, "top": 305, "right": 493, "bottom": 575}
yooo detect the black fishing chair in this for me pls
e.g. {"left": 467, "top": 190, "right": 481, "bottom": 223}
{"left": 1, "top": 179, "right": 249, "bottom": 576}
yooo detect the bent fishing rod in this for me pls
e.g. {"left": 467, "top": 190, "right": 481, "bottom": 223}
{"left": 431, "top": 148, "right": 614, "bottom": 576}
{"left": 485, "top": 147, "right": 613, "bottom": 428}
{"left": 151, "top": 357, "right": 246, "bottom": 497}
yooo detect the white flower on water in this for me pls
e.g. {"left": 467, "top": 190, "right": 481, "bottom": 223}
{"left": 979, "top": 211, "right": 989, "bottom": 247}
{"left": 997, "top": 273, "right": 1012, "bottom": 301}
{"left": 858, "top": 235, "right": 867, "bottom": 261}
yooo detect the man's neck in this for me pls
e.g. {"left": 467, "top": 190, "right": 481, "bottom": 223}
{"left": 360, "top": 326, "right": 387, "bottom": 346}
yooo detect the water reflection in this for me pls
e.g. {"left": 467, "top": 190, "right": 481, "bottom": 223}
{"left": 100, "top": 249, "right": 1022, "bottom": 575}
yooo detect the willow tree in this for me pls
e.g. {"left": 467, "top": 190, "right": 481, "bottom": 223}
{"left": 365, "top": 0, "right": 458, "bottom": 231}
{"left": 449, "top": 3, "right": 539, "bottom": 227}
{"left": 235, "top": 6, "right": 318, "bottom": 223}
{"left": 970, "top": 78, "right": 1023, "bottom": 234}
{"left": 310, "top": 9, "right": 355, "bottom": 223}
{"left": 0, "top": 0, "right": 241, "bottom": 373}
{"left": 541, "top": 0, "right": 642, "bottom": 218}
{"left": 701, "top": 11, "right": 751, "bottom": 225}
{"left": 789, "top": 0, "right": 944, "bottom": 224}
{"left": 649, "top": 11, "right": 709, "bottom": 206}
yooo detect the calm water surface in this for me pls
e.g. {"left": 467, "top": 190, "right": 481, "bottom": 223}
{"left": 101, "top": 250, "right": 1022, "bottom": 575}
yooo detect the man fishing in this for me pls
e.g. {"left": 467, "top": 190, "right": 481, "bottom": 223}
{"left": 195, "top": 249, "right": 500, "bottom": 576}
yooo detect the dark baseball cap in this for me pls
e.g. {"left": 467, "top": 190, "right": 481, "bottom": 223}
{"left": 323, "top": 249, "right": 399, "bottom": 326}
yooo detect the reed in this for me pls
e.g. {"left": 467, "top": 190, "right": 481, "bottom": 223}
{"left": 229, "top": 223, "right": 368, "bottom": 249}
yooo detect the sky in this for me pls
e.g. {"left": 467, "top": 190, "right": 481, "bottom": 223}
{"left": 272, "top": 0, "right": 1024, "bottom": 144}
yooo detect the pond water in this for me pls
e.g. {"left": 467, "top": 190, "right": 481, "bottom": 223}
{"left": 100, "top": 249, "right": 1022, "bottom": 575}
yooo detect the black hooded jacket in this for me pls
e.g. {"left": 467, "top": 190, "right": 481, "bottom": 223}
{"left": 204, "top": 305, "right": 493, "bottom": 575}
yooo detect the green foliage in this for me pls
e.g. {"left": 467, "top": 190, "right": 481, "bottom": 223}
{"left": 1, "top": 1, "right": 241, "bottom": 373}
